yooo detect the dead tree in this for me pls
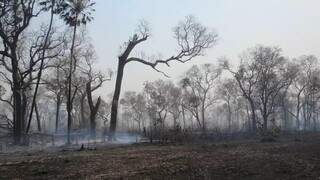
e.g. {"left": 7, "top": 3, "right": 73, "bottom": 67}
{"left": 86, "top": 82, "right": 101, "bottom": 139}
{"left": 109, "top": 16, "right": 218, "bottom": 138}
{"left": 222, "top": 58, "right": 260, "bottom": 133}
{"left": 181, "top": 64, "right": 221, "bottom": 133}
{"left": 0, "top": 1, "right": 63, "bottom": 143}
{"left": 217, "top": 78, "right": 239, "bottom": 132}
{"left": 78, "top": 45, "right": 110, "bottom": 137}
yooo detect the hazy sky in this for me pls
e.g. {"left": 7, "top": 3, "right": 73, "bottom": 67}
{"left": 88, "top": 0, "right": 320, "bottom": 97}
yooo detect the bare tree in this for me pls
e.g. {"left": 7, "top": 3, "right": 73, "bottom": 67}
{"left": 85, "top": 69, "right": 110, "bottom": 139}
{"left": 44, "top": 57, "right": 68, "bottom": 133}
{"left": 0, "top": 0, "right": 39, "bottom": 144}
{"left": 222, "top": 58, "right": 260, "bottom": 133}
{"left": 223, "top": 46, "right": 292, "bottom": 135}
{"left": 167, "top": 84, "right": 183, "bottom": 129}
{"left": 251, "top": 46, "right": 292, "bottom": 134}
{"left": 216, "top": 78, "right": 239, "bottom": 132}
{"left": 120, "top": 91, "right": 146, "bottom": 133}
{"left": 0, "top": 1, "right": 65, "bottom": 143}
{"left": 181, "top": 64, "right": 221, "bottom": 133}
{"left": 287, "top": 55, "right": 320, "bottom": 131}
{"left": 109, "top": 16, "right": 218, "bottom": 138}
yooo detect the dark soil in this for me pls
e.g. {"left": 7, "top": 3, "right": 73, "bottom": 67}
{"left": 0, "top": 139, "right": 320, "bottom": 179}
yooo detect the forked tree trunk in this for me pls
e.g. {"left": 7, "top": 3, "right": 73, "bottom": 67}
{"left": 86, "top": 82, "right": 101, "bottom": 139}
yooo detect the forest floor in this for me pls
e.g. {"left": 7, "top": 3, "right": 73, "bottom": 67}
{"left": 0, "top": 135, "right": 320, "bottom": 180}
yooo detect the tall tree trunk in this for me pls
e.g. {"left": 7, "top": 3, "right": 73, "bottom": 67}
{"left": 55, "top": 96, "right": 61, "bottom": 133}
{"left": 182, "top": 106, "right": 186, "bottom": 130}
{"left": 12, "top": 52, "right": 23, "bottom": 144}
{"left": 227, "top": 101, "right": 232, "bottom": 132}
{"left": 296, "top": 95, "right": 301, "bottom": 131}
{"left": 80, "top": 94, "right": 86, "bottom": 129}
{"left": 194, "top": 108, "right": 201, "bottom": 130}
{"left": 249, "top": 99, "right": 257, "bottom": 133}
{"left": 262, "top": 101, "right": 268, "bottom": 133}
{"left": 109, "top": 61, "right": 125, "bottom": 139}
{"left": 138, "top": 120, "right": 141, "bottom": 133}
{"left": 35, "top": 102, "right": 41, "bottom": 132}
{"left": 263, "top": 113, "right": 268, "bottom": 133}
{"left": 246, "top": 105, "right": 251, "bottom": 130}
{"left": 67, "top": 24, "right": 78, "bottom": 144}
{"left": 22, "top": 92, "right": 28, "bottom": 134}
{"left": 201, "top": 102, "right": 206, "bottom": 133}
{"left": 26, "top": 0, "right": 55, "bottom": 133}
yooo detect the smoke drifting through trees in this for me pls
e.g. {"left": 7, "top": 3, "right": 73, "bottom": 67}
{"left": 0, "top": 1, "right": 320, "bottom": 146}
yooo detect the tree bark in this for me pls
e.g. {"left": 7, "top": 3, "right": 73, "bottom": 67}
{"left": 35, "top": 102, "right": 41, "bottom": 132}
{"left": 12, "top": 52, "right": 23, "bottom": 144}
{"left": 249, "top": 99, "right": 257, "bottom": 133}
{"left": 227, "top": 101, "right": 232, "bottom": 132}
{"left": 201, "top": 102, "right": 206, "bottom": 133}
{"left": 109, "top": 61, "right": 125, "bottom": 139}
{"left": 67, "top": 23, "right": 78, "bottom": 144}
{"left": 79, "top": 94, "right": 87, "bottom": 129}
{"left": 55, "top": 96, "right": 61, "bottom": 133}
{"left": 86, "top": 82, "right": 101, "bottom": 139}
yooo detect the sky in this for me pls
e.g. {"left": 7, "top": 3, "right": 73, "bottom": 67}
{"left": 88, "top": 0, "right": 320, "bottom": 98}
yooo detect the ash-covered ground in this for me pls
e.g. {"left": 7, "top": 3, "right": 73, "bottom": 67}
{"left": 0, "top": 134, "right": 320, "bottom": 180}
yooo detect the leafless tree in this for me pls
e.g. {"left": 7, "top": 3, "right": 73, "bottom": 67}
{"left": 84, "top": 61, "right": 110, "bottom": 139}
{"left": 109, "top": 16, "right": 218, "bottom": 138}
{"left": 181, "top": 64, "right": 221, "bottom": 133}
{"left": 0, "top": 0, "right": 65, "bottom": 143}
{"left": 223, "top": 46, "right": 293, "bottom": 135}
{"left": 216, "top": 78, "right": 240, "bottom": 132}
{"left": 44, "top": 57, "right": 68, "bottom": 133}
{"left": 222, "top": 57, "right": 260, "bottom": 133}
{"left": 120, "top": 91, "right": 146, "bottom": 133}
{"left": 287, "top": 55, "right": 320, "bottom": 131}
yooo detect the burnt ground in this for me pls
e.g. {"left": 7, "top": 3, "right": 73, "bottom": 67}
{"left": 0, "top": 138, "right": 320, "bottom": 180}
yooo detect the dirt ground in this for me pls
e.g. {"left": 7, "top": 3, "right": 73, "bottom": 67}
{"left": 0, "top": 138, "right": 320, "bottom": 180}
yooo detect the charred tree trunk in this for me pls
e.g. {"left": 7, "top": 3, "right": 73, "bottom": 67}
{"left": 182, "top": 106, "right": 186, "bottom": 130}
{"left": 249, "top": 99, "right": 257, "bottom": 133}
{"left": 80, "top": 94, "right": 86, "bottom": 129}
{"left": 86, "top": 82, "right": 101, "bottom": 139}
{"left": 201, "top": 102, "right": 206, "bottom": 134}
{"left": 227, "top": 101, "right": 232, "bottom": 133}
{"left": 12, "top": 52, "right": 23, "bottom": 144}
{"left": 35, "top": 102, "right": 41, "bottom": 132}
{"left": 55, "top": 95, "right": 61, "bottom": 133}
{"left": 296, "top": 93, "right": 302, "bottom": 131}
{"left": 109, "top": 60, "right": 125, "bottom": 138}
{"left": 22, "top": 92, "right": 28, "bottom": 134}
{"left": 67, "top": 23, "right": 78, "bottom": 144}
